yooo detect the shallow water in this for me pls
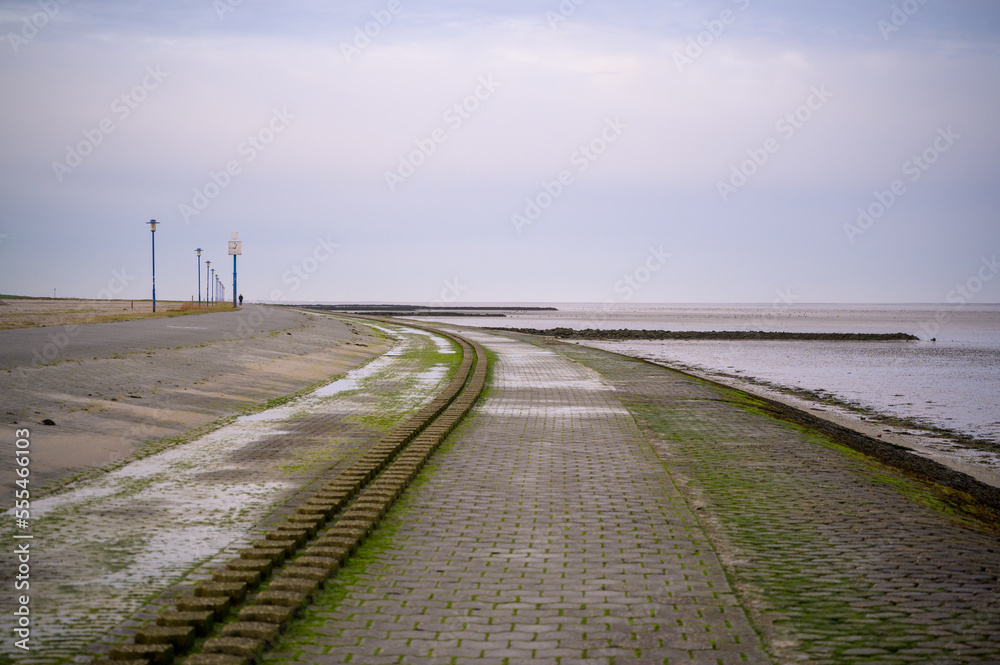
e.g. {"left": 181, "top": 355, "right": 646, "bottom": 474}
{"left": 416, "top": 304, "right": 1000, "bottom": 447}
{"left": 588, "top": 338, "right": 1000, "bottom": 444}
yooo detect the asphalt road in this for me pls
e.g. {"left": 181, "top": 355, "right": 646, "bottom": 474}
{"left": 0, "top": 305, "right": 307, "bottom": 370}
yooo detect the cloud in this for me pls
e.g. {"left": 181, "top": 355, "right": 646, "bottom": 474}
{"left": 1, "top": 1, "right": 999, "bottom": 302}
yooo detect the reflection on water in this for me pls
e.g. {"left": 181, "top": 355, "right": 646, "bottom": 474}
{"left": 592, "top": 338, "right": 1000, "bottom": 445}
{"left": 410, "top": 304, "right": 1000, "bottom": 446}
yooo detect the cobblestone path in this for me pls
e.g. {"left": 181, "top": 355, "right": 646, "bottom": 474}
{"left": 267, "top": 332, "right": 772, "bottom": 664}
{"left": 553, "top": 338, "right": 1000, "bottom": 664}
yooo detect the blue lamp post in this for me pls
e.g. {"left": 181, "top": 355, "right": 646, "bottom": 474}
{"left": 147, "top": 219, "right": 158, "bottom": 312}
{"left": 196, "top": 248, "right": 203, "bottom": 307}
{"left": 210, "top": 267, "right": 215, "bottom": 304}
{"left": 205, "top": 260, "right": 212, "bottom": 305}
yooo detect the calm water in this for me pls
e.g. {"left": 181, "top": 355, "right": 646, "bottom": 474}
{"left": 408, "top": 304, "right": 1000, "bottom": 446}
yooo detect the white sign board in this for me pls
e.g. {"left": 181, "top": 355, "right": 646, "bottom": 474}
{"left": 228, "top": 240, "right": 242, "bottom": 255}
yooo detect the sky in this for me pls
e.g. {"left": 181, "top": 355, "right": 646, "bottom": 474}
{"left": 1, "top": 0, "right": 999, "bottom": 305}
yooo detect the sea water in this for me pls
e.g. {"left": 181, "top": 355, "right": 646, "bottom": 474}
{"left": 409, "top": 304, "right": 1000, "bottom": 448}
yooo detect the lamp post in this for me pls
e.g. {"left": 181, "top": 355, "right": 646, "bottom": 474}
{"left": 205, "top": 261, "right": 212, "bottom": 305}
{"left": 210, "top": 267, "right": 215, "bottom": 304}
{"left": 147, "top": 219, "right": 158, "bottom": 312}
{"left": 196, "top": 248, "right": 203, "bottom": 307}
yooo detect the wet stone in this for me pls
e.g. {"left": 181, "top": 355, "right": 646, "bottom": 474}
{"left": 202, "top": 636, "right": 267, "bottom": 658}
{"left": 268, "top": 576, "right": 322, "bottom": 595}
{"left": 220, "top": 621, "right": 282, "bottom": 643}
{"left": 181, "top": 655, "right": 249, "bottom": 665}
{"left": 195, "top": 581, "right": 248, "bottom": 602}
{"left": 134, "top": 625, "right": 195, "bottom": 650}
{"left": 254, "top": 590, "right": 309, "bottom": 608}
{"left": 211, "top": 569, "right": 261, "bottom": 587}
{"left": 157, "top": 610, "right": 215, "bottom": 636}
{"left": 238, "top": 604, "right": 296, "bottom": 625}
{"left": 108, "top": 643, "right": 174, "bottom": 664}
{"left": 175, "top": 596, "right": 231, "bottom": 620}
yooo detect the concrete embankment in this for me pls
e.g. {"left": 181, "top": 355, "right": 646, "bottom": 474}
{"left": 0, "top": 307, "right": 388, "bottom": 498}
{"left": 0, "top": 316, "right": 464, "bottom": 664}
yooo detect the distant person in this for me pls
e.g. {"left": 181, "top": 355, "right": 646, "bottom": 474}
{"left": 238, "top": 294, "right": 243, "bottom": 306}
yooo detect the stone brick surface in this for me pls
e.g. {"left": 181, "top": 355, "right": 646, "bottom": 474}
{"left": 554, "top": 338, "right": 1000, "bottom": 664}
{"left": 266, "top": 333, "right": 771, "bottom": 664}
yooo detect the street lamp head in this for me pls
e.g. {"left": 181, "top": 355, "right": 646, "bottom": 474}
{"left": 147, "top": 219, "right": 158, "bottom": 233}
{"left": 196, "top": 247, "right": 203, "bottom": 256}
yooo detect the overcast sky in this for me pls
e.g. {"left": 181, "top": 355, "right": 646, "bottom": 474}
{"left": 1, "top": 0, "right": 998, "bottom": 304}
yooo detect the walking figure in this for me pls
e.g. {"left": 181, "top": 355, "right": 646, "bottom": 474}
{"left": 238, "top": 293, "right": 243, "bottom": 306}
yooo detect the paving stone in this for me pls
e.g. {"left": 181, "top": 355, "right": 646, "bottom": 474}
{"left": 180, "top": 655, "right": 248, "bottom": 665}
{"left": 134, "top": 625, "right": 195, "bottom": 651}
{"left": 280, "top": 565, "right": 329, "bottom": 581}
{"left": 157, "top": 611, "right": 215, "bottom": 636}
{"left": 211, "top": 570, "right": 261, "bottom": 587}
{"left": 238, "top": 604, "right": 296, "bottom": 625}
{"left": 195, "top": 581, "right": 247, "bottom": 603}
{"left": 254, "top": 590, "right": 309, "bottom": 609}
{"left": 554, "top": 338, "right": 1000, "bottom": 665}
{"left": 225, "top": 558, "right": 273, "bottom": 577}
{"left": 174, "top": 596, "right": 231, "bottom": 621}
{"left": 267, "top": 577, "right": 322, "bottom": 596}
{"left": 219, "top": 621, "right": 282, "bottom": 643}
{"left": 262, "top": 332, "right": 769, "bottom": 664}
{"left": 108, "top": 643, "right": 174, "bottom": 664}
{"left": 202, "top": 637, "right": 267, "bottom": 659}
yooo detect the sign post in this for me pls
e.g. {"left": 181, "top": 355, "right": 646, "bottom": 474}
{"left": 228, "top": 232, "right": 242, "bottom": 309}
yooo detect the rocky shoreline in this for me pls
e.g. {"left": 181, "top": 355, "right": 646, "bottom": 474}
{"left": 491, "top": 327, "right": 920, "bottom": 341}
